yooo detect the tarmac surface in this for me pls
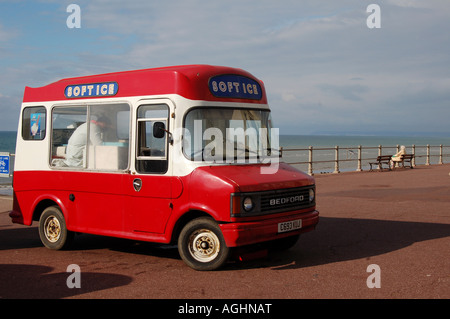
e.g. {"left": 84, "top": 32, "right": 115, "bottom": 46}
{"left": 0, "top": 164, "right": 449, "bottom": 300}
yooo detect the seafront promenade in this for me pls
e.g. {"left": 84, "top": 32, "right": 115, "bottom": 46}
{"left": 0, "top": 163, "right": 449, "bottom": 299}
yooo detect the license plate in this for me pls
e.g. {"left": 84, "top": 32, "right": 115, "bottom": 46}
{"left": 278, "top": 219, "right": 302, "bottom": 233}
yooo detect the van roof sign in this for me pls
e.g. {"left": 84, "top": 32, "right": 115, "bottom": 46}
{"left": 65, "top": 82, "right": 118, "bottom": 98}
{"left": 22, "top": 65, "right": 267, "bottom": 104}
{"left": 208, "top": 75, "right": 262, "bottom": 100}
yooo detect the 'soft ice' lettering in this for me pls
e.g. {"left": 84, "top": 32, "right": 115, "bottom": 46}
{"left": 65, "top": 82, "right": 118, "bottom": 98}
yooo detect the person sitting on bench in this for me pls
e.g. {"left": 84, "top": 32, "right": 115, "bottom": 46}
{"left": 391, "top": 145, "right": 406, "bottom": 169}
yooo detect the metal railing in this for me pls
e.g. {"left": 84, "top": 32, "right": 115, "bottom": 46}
{"left": 2, "top": 145, "right": 450, "bottom": 181}
{"left": 280, "top": 144, "right": 450, "bottom": 175}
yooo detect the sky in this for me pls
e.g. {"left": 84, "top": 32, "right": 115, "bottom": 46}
{"left": 0, "top": 0, "right": 449, "bottom": 136}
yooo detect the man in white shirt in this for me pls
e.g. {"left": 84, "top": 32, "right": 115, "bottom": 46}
{"left": 65, "top": 116, "right": 110, "bottom": 167}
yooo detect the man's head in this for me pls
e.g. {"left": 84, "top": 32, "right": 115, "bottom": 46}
{"left": 94, "top": 116, "right": 111, "bottom": 129}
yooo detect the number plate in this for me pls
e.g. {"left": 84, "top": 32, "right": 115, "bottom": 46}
{"left": 278, "top": 219, "right": 302, "bottom": 233}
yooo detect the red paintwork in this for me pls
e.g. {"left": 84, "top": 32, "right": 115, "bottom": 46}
{"left": 184, "top": 163, "right": 318, "bottom": 246}
{"left": 220, "top": 210, "right": 319, "bottom": 247}
{"left": 22, "top": 65, "right": 268, "bottom": 104}
{"left": 10, "top": 163, "right": 318, "bottom": 247}
{"left": 192, "top": 162, "right": 315, "bottom": 192}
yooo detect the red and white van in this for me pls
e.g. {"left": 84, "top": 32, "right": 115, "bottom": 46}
{"left": 9, "top": 65, "right": 319, "bottom": 270}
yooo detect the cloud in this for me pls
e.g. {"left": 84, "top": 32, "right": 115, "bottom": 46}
{"left": 1, "top": 1, "right": 449, "bottom": 136}
{"left": 0, "top": 24, "right": 11, "bottom": 41}
{"left": 0, "top": 93, "right": 21, "bottom": 130}
{"left": 317, "top": 83, "right": 370, "bottom": 102}
{"left": 75, "top": 1, "right": 365, "bottom": 69}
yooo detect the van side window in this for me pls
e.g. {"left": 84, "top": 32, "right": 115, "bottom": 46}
{"left": 136, "top": 104, "right": 169, "bottom": 174}
{"left": 22, "top": 106, "right": 46, "bottom": 140}
{"left": 51, "top": 106, "right": 87, "bottom": 167}
{"left": 50, "top": 103, "right": 130, "bottom": 171}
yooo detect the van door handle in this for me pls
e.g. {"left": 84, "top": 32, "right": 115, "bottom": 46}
{"left": 133, "top": 178, "right": 142, "bottom": 192}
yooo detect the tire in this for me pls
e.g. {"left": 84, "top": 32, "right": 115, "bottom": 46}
{"left": 178, "top": 217, "right": 230, "bottom": 271}
{"left": 38, "top": 206, "right": 74, "bottom": 250}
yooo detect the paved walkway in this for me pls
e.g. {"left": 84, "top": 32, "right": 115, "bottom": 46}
{"left": 0, "top": 164, "right": 449, "bottom": 299}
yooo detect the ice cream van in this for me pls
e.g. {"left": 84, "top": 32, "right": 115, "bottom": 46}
{"left": 9, "top": 65, "right": 319, "bottom": 270}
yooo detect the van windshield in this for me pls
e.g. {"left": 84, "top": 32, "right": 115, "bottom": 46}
{"left": 183, "top": 108, "right": 278, "bottom": 162}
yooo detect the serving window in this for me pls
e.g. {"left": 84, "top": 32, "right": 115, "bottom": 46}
{"left": 50, "top": 103, "right": 130, "bottom": 171}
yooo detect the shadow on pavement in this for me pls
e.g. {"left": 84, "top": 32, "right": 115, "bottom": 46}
{"left": 1, "top": 217, "right": 449, "bottom": 272}
{"left": 246, "top": 216, "right": 450, "bottom": 270}
{"left": 0, "top": 264, "right": 133, "bottom": 299}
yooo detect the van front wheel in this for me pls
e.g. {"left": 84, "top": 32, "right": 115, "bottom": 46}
{"left": 178, "top": 217, "right": 230, "bottom": 271}
{"left": 39, "top": 206, "right": 73, "bottom": 250}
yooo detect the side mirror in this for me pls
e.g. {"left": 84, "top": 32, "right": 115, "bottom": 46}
{"left": 153, "top": 121, "right": 166, "bottom": 138}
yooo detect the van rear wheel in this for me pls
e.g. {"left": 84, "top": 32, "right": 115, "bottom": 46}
{"left": 178, "top": 217, "right": 230, "bottom": 271}
{"left": 39, "top": 206, "right": 73, "bottom": 250}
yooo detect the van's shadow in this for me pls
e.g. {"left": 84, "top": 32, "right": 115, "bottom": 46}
{"left": 72, "top": 217, "right": 450, "bottom": 271}
{"left": 1, "top": 217, "right": 449, "bottom": 272}
{"left": 235, "top": 216, "right": 450, "bottom": 270}
{"left": 0, "top": 224, "right": 180, "bottom": 259}
{"left": 0, "top": 263, "right": 133, "bottom": 299}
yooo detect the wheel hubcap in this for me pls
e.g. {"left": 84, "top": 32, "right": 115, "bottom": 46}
{"left": 188, "top": 229, "right": 220, "bottom": 263}
{"left": 44, "top": 216, "right": 61, "bottom": 243}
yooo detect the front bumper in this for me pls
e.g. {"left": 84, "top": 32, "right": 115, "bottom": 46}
{"left": 219, "top": 210, "right": 319, "bottom": 247}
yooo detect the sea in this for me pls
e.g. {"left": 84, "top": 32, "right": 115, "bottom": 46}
{"left": 280, "top": 134, "right": 450, "bottom": 174}
{"left": 0, "top": 131, "right": 449, "bottom": 194}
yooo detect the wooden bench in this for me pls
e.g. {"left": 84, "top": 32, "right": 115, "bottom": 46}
{"left": 395, "top": 154, "right": 414, "bottom": 169}
{"left": 370, "top": 154, "right": 415, "bottom": 171}
{"left": 369, "top": 155, "right": 392, "bottom": 171}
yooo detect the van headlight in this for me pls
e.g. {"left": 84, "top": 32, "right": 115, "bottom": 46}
{"left": 243, "top": 197, "right": 254, "bottom": 211}
{"left": 309, "top": 188, "right": 315, "bottom": 203}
